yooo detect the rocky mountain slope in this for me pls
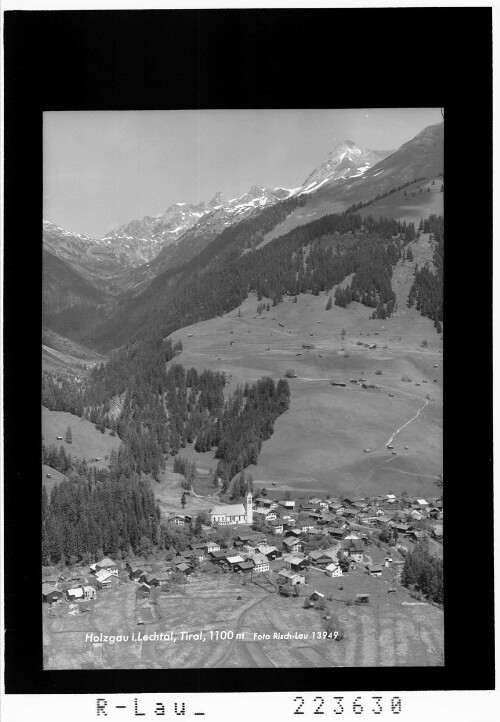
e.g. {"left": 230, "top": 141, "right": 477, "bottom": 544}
{"left": 264, "top": 122, "right": 444, "bottom": 243}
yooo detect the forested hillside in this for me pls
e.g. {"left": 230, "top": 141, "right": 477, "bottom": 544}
{"left": 408, "top": 215, "right": 443, "bottom": 330}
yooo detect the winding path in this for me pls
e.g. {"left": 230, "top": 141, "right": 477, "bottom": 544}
{"left": 384, "top": 399, "right": 429, "bottom": 448}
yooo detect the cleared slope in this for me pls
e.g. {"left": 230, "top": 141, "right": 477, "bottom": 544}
{"left": 167, "top": 290, "right": 442, "bottom": 497}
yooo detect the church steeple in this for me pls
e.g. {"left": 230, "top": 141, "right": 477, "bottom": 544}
{"left": 245, "top": 488, "right": 253, "bottom": 525}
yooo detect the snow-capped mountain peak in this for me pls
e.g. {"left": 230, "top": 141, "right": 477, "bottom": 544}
{"left": 299, "top": 140, "right": 389, "bottom": 195}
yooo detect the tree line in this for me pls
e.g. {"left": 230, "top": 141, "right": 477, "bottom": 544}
{"left": 408, "top": 215, "right": 443, "bottom": 331}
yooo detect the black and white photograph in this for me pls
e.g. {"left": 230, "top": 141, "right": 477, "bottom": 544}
{"left": 40, "top": 107, "right": 445, "bottom": 670}
{"left": 2, "top": 5, "right": 494, "bottom": 714}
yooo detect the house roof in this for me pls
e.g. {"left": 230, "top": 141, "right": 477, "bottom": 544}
{"left": 67, "top": 587, "right": 84, "bottom": 597}
{"left": 287, "top": 556, "right": 305, "bottom": 565}
{"left": 251, "top": 554, "right": 268, "bottom": 565}
{"left": 283, "top": 537, "right": 300, "bottom": 547}
{"left": 278, "top": 569, "right": 301, "bottom": 579}
{"left": 96, "top": 557, "right": 117, "bottom": 568}
{"left": 95, "top": 570, "right": 116, "bottom": 581}
{"left": 268, "top": 519, "right": 283, "bottom": 526}
{"left": 42, "top": 584, "right": 61, "bottom": 595}
{"left": 236, "top": 561, "right": 254, "bottom": 570}
{"left": 176, "top": 563, "right": 191, "bottom": 571}
{"left": 210, "top": 503, "right": 246, "bottom": 516}
{"left": 226, "top": 555, "right": 245, "bottom": 564}
{"left": 368, "top": 565, "right": 383, "bottom": 572}
{"left": 257, "top": 545, "right": 278, "bottom": 554}
{"left": 325, "top": 563, "right": 340, "bottom": 571}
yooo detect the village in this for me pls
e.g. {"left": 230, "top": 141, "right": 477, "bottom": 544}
{"left": 42, "top": 486, "right": 443, "bottom": 668}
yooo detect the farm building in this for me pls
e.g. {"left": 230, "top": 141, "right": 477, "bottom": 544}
{"left": 278, "top": 569, "right": 305, "bottom": 587}
{"left": 42, "top": 585, "right": 64, "bottom": 604}
{"left": 234, "top": 560, "right": 254, "bottom": 574}
{"left": 284, "top": 555, "right": 308, "bottom": 572}
{"left": 257, "top": 545, "right": 281, "bottom": 561}
{"left": 366, "top": 565, "right": 383, "bottom": 577}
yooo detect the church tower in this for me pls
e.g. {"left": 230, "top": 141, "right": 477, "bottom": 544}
{"left": 245, "top": 489, "right": 253, "bottom": 525}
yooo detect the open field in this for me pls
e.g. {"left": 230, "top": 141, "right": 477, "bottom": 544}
{"left": 42, "top": 463, "right": 66, "bottom": 492}
{"left": 167, "top": 262, "right": 442, "bottom": 497}
{"left": 152, "top": 467, "right": 215, "bottom": 519}
{"left": 42, "top": 406, "right": 122, "bottom": 469}
{"left": 44, "top": 565, "right": 443, "bottom": 669}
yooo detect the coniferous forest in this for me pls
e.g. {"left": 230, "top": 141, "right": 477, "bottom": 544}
{"left": 41, "top": 205, "right": 443, "bottom": 566}
{"left": 408, "top": 215, "right": 443, "bottom": 331}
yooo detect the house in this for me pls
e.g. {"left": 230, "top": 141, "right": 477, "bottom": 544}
{"left": 209, "top": 491, "right": 253, "bottom": 525}
{"left": 147, "top": 571, "right": 172, "bottom": 586}
{"left": 139, "top": 582, "right": 151, "bottom": 595}
{"left": 204, "top": 542, "right": 221, "bottom": 554}
{"left": 175, "top": 562, "right": 193, "bottom": 575}
{"left": 253, "top": 508, "right": 277, "bottom": 522}
{"left": 300, "top": 504, "right": 319, "bottom": 513}
{"left": 327, "top": 527, "right": 346, "bottom": 540}
{"left": 328, "top": 502, "right": 345, "bottom": 514}
{"left": 283, "top": 537, "right": 302, "bottom": 554}
{"left": 127, "top": 563, "right": 148, "bottom": 582}
{"left": 285, "top": 527, "right": 302, "bottom": 538}
{"left": 278, "top": 569, "right": 305, "bottom": 587}
{"left": 234, "top": 560, "right": 254, "bottom": 574}
{"left": 83, "top": 585, "right": 97, "bottom": 600}
{"left": 66, "top": 586, "right": 84, "bottom": 601}
{"left": 225, "top": 555, "right": 245, "bottom": 570}
{"left": 284, "top": 555, "right": 307, "bottom": 572}
{"left": 308, "top": 550, "right": 336, "bottom": 567}
{"left": 257, "top": 545, "right": 281, "bottom": 561}
{"left": 268, "top": 519, "right": 284, "bottom": 535}
{"left": 278, "top": 500, "right": 296, "bottom": 510}
{"left": 300, "top": 523, "right": 315, "bottom": 533}
{"left": 95, "top": 557, "right": 119, "bottom": 575}
{"left": 42, "top": 585, "right": 64, "bottom": 604}
{"left": 171, "top": 514, "right": 192, "bottom": 527}
{"left": 250, "top": 553, "right": 269, "bottom": 573}
{"left": 366, "top": 565, "right": 383, "bottom": 577}
{"left": 408, "top": 530, "right": 427, "bottom": 543}
{"left": 95, "top": 571, "right": 119, "bottom": 589}
{"left": 325, "top": 563, "right": 343, "bottom": 577}
{"left": 342, "top": 539, "right": 365, "bottom": 563}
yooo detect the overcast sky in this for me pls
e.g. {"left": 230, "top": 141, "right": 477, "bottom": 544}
{"left": 44, "top": 108, "right": 442, "bottom": 239}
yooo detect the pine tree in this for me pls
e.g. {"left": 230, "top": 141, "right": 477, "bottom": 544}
{"left": 65, "top": 426, "right": 72, "bottom": 444}
{"left": 325, "top": 296, "right": 333, "bottom": 310}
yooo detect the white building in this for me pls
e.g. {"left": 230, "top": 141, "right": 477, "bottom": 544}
{"left": 209, "top": 491, "right": 253, "bottom": 525}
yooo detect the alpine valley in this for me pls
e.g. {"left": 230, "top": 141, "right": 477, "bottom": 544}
{"left": 42, "top": 118, "right": 444, "bottom": 671}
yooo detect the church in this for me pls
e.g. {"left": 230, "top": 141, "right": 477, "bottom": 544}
{"left": 209, "top": 490, "right": 253, "bottom": 526}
